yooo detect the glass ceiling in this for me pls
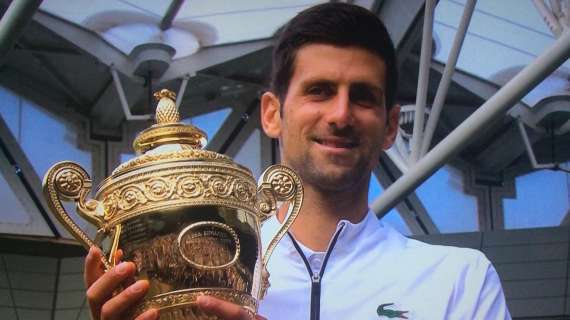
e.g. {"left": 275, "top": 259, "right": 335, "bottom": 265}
{"left": 40, "top": 0, "right": 325, "bottom": 59}
{"left": 434, "top": 0, "right": 570, "bottom": 106}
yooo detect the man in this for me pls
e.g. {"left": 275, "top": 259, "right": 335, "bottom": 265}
{"left": 84, "top": 3, "right": 511, "bottom": 320}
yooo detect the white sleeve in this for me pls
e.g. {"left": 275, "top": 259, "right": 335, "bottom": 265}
{"left": 448, "top": 251, "right": 511, "bottom": 320}
{"left": 471, "top": 264, "right": 512, "bottom": 320}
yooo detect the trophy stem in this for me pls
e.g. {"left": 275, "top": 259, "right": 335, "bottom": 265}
{"left": 110, "top": 224, "right": 122, "bottom": 266}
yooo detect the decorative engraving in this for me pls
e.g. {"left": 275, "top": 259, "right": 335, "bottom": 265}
{"left": 206, "top": 176, "right": 232, "bottom": 198}
{"left": 134, "top": 288, "right": 257, "bottom": 318}
{"left": 99, "top": 169, "right": 257, "bottom": 227}
{"left": 103, "top": 193, "right": 119, "bottom": 221}
{"left": 118, "top": 185, "right": 147, "bottom": 211}
{"left": 54, "top": 169, "right": 83, "bottom": 197}
{"left": 270, "top": 173, "right": 294, "bottom": 199}
{"left": 145, "top": 177, "right": 174, "bottom": 201}
{"left": 233, "top": 179, "right": 252, "bottom": 202}
{"left": 134, "top": 125, "right": 206, "bottom": 149}
{"left": 113, "top": 149, "right": 231, "bottom": 175}
{"left": 255, "top": 187, "right": 277, "bottom": 220}
{"left": 177, "top": 221, "right": 241, "bottom": 270}
{"left": 177, "top": 175, "right": 205, "bottom": 198}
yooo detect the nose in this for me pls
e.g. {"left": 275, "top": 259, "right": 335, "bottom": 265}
{"left": 325, "top": 89, "right": 353, "bottom": 129}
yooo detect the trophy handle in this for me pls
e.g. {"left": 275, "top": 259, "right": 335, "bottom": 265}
{"left": 256, "top": 164, "right": 303, "bottom": 267}
{"left": 43, "top": 161, "right": 112, "bottom": 270}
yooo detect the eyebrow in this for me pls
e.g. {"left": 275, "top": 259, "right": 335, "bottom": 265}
{"left": 350, "top": 82, "right": 385, "bottom": 97}
{"left": 299, "top": 78, "right": 335, "bottom": 89}
{"left": 299, "top": 78, "right": 385, "bottom": 94}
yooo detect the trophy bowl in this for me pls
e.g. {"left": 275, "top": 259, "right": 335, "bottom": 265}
{"left": 42, "top": 89, "right": 303, "bottom": 319}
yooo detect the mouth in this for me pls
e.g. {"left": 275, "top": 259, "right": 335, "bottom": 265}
{"left": 313, "top": 137, "right": 359, "bottom": 150}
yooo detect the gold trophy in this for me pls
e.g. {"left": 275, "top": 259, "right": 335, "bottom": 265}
{"left": 42, "top": 89, "right": 303, "bottom": 319}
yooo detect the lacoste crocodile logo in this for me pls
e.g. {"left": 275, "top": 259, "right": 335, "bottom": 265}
{"left": 377, "top": 303, "right": 408, "bottom": 319}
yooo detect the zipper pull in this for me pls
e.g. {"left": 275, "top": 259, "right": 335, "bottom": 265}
{"left": 312, "top": 272, "right": 320, "bottom": 284}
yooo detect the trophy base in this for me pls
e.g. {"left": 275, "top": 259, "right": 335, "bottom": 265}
{"left": 135, "top": 288, "right": 257, "bottom": 320}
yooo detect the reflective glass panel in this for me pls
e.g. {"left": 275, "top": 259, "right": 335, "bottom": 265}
{"left": 416, "top": 165, "right": 478, "bottom": 233}
{"left": 234, "top": 129, "right": 261, "bottom": 179}
{"left": 182, "top": 107, "right": 232, "bottom": 145}
{"left": 434, "top": 0, "right": 570, "bottom": 104}
{"left": 504, "top": 167, "right": 569, "bottom": 229}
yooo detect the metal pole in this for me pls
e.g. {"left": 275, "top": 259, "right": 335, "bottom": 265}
{"left": 533, "top": 0, "right": 562, "bottom": 36}
{"left": 0, "top": 0, "right": 42, "bottom": 60}
{"left": 555, "top": 119, "right": 570, "bottom": 135}
{"left": 110, "top": 66, "right": 153, "bottom": 121}
{"left": 160, "top": 0, "right": 185, "bottom": 31}
{"left": 372, "top": 30, "right": 570, "bottom": 216}
{"left": 176, "top": 73, "right": 191, "bottom": 108}
{"left": 420, "top": 0, "right": 476, "bottom": 157}
{"left": 385, "top": 147, "right": 409, "bottom": 173}
{"left": 516, "top": 118, "right": 555, "bottom": 169}
{"left": 409, "top": 0, "right": 436, "bottom": 164}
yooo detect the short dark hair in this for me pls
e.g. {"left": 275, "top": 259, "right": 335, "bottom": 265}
{"left": 270, "top": 3, "right": 398, "bottom": 109}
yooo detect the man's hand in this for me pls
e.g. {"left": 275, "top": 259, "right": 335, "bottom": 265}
{"left": 84, "top": 246, "right": 158, "bottom": 320}
{"left": 197, "top": 296, "right": 267, "bottom": 320}
{"left": 84, "top": 246, "right": 266, "bottom": 320}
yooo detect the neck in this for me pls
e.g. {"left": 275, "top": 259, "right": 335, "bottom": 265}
{"left": 279, "top": 181, "right": 369, "bottom": 252}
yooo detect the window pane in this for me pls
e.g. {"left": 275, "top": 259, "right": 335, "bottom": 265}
{"left": 234, "top": 129, "right": 261, "bottom": 179}
{"left": 20, "top": 101, "right": 92, "bottom": 178}
{"left": 0, "top": 87, "right": 90, "bottom": 237}
{"left": 182, "top": 107, "right": 231, "bottom": 145}
{"left": 434, "top": 0, "right": 569, "bottom": 83}
{"left": 504, "top": 168, "right": 569, "bottom": 229}
{"left": 416, "top": 165, "right": 478, "bottom": 233}
{"left": 0, "top": 86, "right": 20, "bottom": 138}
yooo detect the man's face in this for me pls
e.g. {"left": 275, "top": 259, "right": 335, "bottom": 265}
{"left": 261, "top": 44, "right": 399, "bottom": 192}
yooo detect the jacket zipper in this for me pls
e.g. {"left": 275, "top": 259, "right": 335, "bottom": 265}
{"left": 288, "top": 223, "right": 345, "bottom": 320}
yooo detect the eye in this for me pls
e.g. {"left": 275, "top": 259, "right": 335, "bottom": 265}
{"left": 350, "top": 85, "right": 384, "bottom": 108}
{"left": 305, "top": 83, "right": 335, "bottom": 100}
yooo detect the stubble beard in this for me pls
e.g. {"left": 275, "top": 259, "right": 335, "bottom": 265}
{"left": 286, "top": 149, "right": 372, "bottom": 195}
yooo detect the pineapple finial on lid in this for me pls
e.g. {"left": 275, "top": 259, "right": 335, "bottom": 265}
{"left": 154, "top": 89, "right": 180, "bottom": 124}
{"left": 131, "top": 88, "right": 207, "bottom": 155}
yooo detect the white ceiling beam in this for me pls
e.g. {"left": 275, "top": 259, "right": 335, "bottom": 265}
{"left": 33, "top": 10, "right": 135, "bottom": 76}
{"left": 159, "top": 40, "right": 271, "bottom": 83}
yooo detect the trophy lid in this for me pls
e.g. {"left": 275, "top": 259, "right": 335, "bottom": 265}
{"left": 112, "top": 89, "right": 236, "bottom": 176}
{"left": 95, "top": 89, "right": 257, "bottom": 228}
{"left": 132, "top": 89, "right": 207, "bottom": 155}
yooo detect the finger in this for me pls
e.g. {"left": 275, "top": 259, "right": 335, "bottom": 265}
{"left": 84, "top": 246, "right": 106, "bottom": 288}
{"left": 135, "top": 308, "right": 159, "bottom": 320}
{"left": 86, "top": 261, "right": 136, "bottom": 318}
{"left": 100, "top": 280, "right": 150, "bottom": 320}
{"left": 197, "top": 296, "right": 253, "bottom": 320}
{"left": 114, "top": 249, "right": 137, "bottom": 288}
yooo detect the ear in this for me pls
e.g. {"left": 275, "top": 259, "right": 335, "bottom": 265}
{"left": 382, "top": 104, "right": 400, "bottom": 150}
{"left": 260, "top": 91, "right": 282, "bottom": 139}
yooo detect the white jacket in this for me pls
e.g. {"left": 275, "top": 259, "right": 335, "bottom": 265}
{"left": 259, "top": 210, "right": 511, "bottom": 320}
